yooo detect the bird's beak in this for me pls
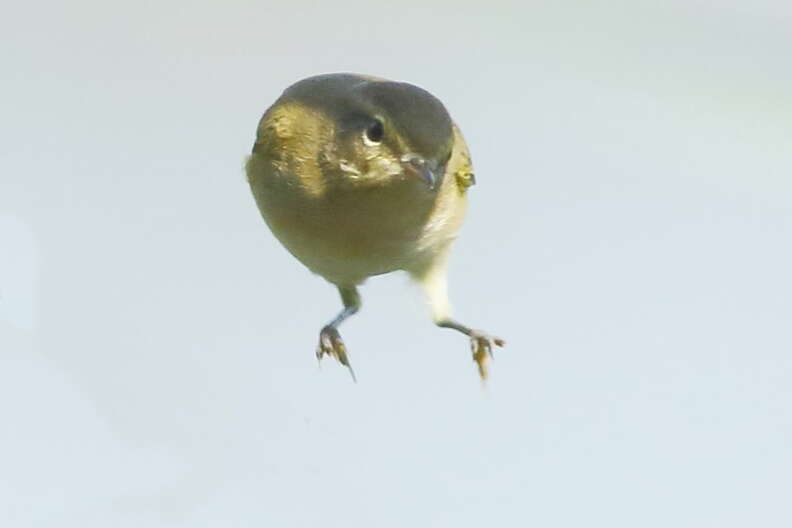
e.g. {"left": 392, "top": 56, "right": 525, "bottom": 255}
{"left": 401, "top": 154, "right": 445, "bottom": 191}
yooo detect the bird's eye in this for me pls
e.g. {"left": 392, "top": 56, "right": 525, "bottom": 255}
{"left": 363, "top": 120, "right": 384, "bottom": 145}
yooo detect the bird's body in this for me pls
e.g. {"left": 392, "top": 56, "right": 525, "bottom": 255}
{"left": 246, "top": 73, "right": 501, "bottom": 379}
{"left": 247, "top": 120, "right": 469, "bottom": 286}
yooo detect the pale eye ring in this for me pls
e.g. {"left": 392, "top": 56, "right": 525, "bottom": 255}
{"left": 363, "top": 119, "right": 384, "bottom": 145}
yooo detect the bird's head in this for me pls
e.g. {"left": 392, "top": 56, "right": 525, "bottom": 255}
{"left": 278, "top": 74, "right": 455, "bottom": 191}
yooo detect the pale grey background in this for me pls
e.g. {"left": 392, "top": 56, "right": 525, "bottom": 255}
{"left": 2, "top": 1, "right": 791, "bottom": 526}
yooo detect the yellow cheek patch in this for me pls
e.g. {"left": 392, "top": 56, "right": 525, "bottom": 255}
{"left": 450, "top": 124, "right": 475, "bottom": 193}
{"left": 255, "top": 101, "right": 333, "bottom": 197}
{"left": 454, "top": 169, "right": 475, "bottom": 191}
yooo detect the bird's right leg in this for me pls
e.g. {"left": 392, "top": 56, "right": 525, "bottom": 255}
{"left": 317, "top": 286, "right": 361, "bottom": 381}
{"left": 409, "top": 251, "right": 504, "bottom": 381}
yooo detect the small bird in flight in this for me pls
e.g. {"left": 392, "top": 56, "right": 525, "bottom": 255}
{"left": 246, "top": 73, "right": 504, "bottom": 380}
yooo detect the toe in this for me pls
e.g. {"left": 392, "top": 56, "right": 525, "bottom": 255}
{"left": 317, "top": 326, "right": 356, "bottom": 381}
{"left": 468, "top": 330, "right": 504, "bottom": 380}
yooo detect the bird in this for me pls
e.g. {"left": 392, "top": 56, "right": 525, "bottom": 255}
{"left": 246, "top": 73, "right": 503, "bottom": 381}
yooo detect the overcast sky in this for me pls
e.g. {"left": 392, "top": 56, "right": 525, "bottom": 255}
{"left": 2, "top": 1, "right": 791, "bottom": 526}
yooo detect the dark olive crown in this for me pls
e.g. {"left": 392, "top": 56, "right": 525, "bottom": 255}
{"left": 278, "top": 73, "right": 454, "bottom": 162}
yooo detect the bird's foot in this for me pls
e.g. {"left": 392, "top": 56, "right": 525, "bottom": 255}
{"left": 469, "top": 330, "right": 505, "bottom": 381}
{"left": 317, "top": 325, "right": 357, "bottom": 382}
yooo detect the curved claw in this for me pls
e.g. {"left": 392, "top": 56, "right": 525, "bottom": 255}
{"left": 317, "top": 326, "right": 357, "bottom": 382}
{"left": 469, "top": 330, "right": 505, "bottom": 381}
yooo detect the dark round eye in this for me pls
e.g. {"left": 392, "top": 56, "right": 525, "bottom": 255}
{"left": 364, "top": 120, "right": 384, "bottom": 144}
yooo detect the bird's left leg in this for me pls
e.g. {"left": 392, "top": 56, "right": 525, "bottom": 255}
{"left": 409, "top": 251, "right": 504, "bottom": 380}
{"left": 317, "top": 286, "right": 361, "bottom": 381}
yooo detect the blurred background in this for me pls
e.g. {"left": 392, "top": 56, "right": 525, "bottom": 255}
{"left": 2, "top": 1, "right": 791, "bottom": 526}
